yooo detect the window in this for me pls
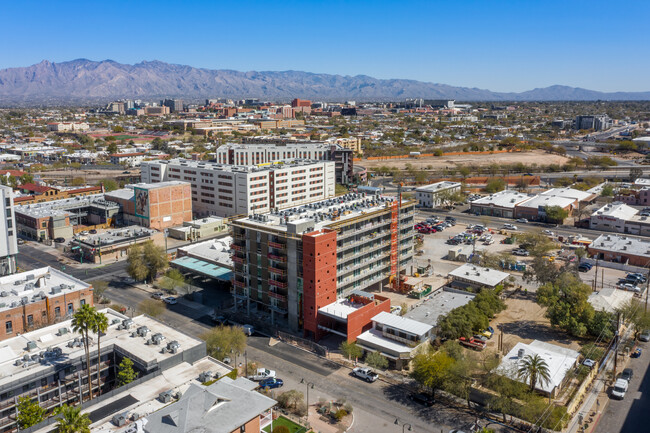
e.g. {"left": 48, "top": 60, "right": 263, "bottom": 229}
{"left": 41, "top": 222, "right": 47, "bottom": 228}
{"left": 5, "top": 321, "right": 12, "bottom": 334}
{"left": 80, "top": 299, "right": 86, "bottom": 306}
{"left": 54, "top": 307, "right": 61, "bottom": 318}
{"left": 67, "top": 303, "right": 73, "bottom": 315}
{"left": 27, "top": 315, "right": 33, "bottom": 326}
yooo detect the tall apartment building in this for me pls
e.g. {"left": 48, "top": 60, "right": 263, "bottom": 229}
{"left": 574, "top": 115, "right": 612, "bottom": 131}
{"left": 141, "top": 158, "right": 336, "bottom": 218}
{"left": 162, "top": 98, "right": 184, "bottom": 113}
{"left": 291, "top": 98, "right": 311, "bottom": 107}
{"left": 216, "top": 141, "right": 354, "bottom": 184}
{"left": 230, "top": 193, "right": 415, "bottom": 339}
{"left": 0, "top": 186, "right": 18, "bottom": 276}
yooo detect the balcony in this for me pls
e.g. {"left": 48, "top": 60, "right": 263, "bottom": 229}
{"left": 232, "top": 256, "right": 244, "bottom": 264}
{"left": 268, "top": 241, "right": 286, "bottom": 250}
{"left": 233, "top": 280, "right": 246, "bottom": 288}
{"left": 268, "top": 291, "right": 287, "bottom": 302}
{"left": 269, "top": 279, "right": 288, "bottom": 289}
{"left": 269, "top": 267, "right": 287, "bottom": 276}
{"left": 268, "top": 254, "right": 287, "bottom": 263}
{"left": 231, "top": 243, "right": 244, "bottom": 252}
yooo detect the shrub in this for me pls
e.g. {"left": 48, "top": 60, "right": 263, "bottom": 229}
{"left": 333, "top": 409, "right": 348, "bottom": 421}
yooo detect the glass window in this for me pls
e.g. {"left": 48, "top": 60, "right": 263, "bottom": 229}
{"left": 27, "top": 315, "right": 33, "bottom": 326}
{"left": 54, "top": 307, "right": 61, "bottom": 318}
{"left": 5, "top": 321, "right": 12, "bottom": 334}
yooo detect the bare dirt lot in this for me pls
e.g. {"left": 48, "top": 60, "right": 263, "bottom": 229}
{"left": 360, "top": 150, "right": 570, "bottom": 170}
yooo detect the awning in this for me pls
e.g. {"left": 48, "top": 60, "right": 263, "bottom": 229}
{"left": 170, "top": 256, "right": 233, "bottom": 282}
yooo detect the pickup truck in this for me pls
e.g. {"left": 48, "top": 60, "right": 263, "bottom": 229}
{"left": 459, "top": 337, "right": 486, "bottom": 351}
{"left": 351, "top": 367, "right": 379, "bottom": 383}
{"left": 247, "top": 368, "right": 276, "bottom": 381}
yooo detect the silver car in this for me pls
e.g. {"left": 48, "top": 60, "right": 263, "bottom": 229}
{"left": 639, "top": 329, "right": 650, "bottom": 342}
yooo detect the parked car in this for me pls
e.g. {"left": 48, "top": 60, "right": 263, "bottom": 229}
{"left": 54, "top": 237, "right": 66, "bottom": 243}
{"left": 512, "top": 249, "right": 530, "bottom": 256}
{"left": 352, "top": 367, "right": 379, "bottom": 382}
{"left": 409, "top": 392, "right": 435, "bottom": 406}
{"left": 502, "top": 224, "right": 518, "bottom": 230}
{"left": 543, "top": 230, "right": 554, "bottom": 236}
{"left": 152, "top": 292, "right": 164, "bottom": 300}
{"left": 583, "top": 359, "right": 596, "bottom": 368}
{"left": 620, "top": 368, "right": 633, "bottom": 382}
{"left": 631, "top": 348, "right": 642, "bottom": 358}
{"left": 17, "top": 238, "right": 25, "bottom": 245}
{"left": 627, "top": 273, "right": 647, "bottom": 283}
{"left": 578, "top": 263, "right": 593, "bottom": 272}
{"left": 617, "top": 282, "right": 641, "bottom": 293}
{"left": 248, "top": 368, "right": 276, "bottom": 381}
{"left": 259, "top": 378, "right": 284, "bottom": 389}
{"left": 639, "top": 329, "right": 650, "bottom": 342}
{"left": 480, "top": 326, "right": 495, "bottom": 339}
{"left": 89, "top": 229, "right": 97, "bottom": 234}
{"left": 611, "top": 378, "right": 628, "bottom": 399}
{"left": 242, "top": 324, "right": 254, "bottom": 336}
{"left": 515, "top": 218, "right": 528, "bottom": 223}
{"left": 163, "top": 296, "right": 178, "bottom": 305}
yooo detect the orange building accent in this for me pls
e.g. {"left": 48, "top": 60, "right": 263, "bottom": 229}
{"left": 302, "top": 229, "right": 338, "bottom": 340}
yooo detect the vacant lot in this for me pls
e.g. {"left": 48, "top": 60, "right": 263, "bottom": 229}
{"left": 361, "top": 150, "right": 570, "bottom": 170}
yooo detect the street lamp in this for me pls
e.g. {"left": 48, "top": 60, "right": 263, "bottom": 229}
{"left": 394, "top": 419, "right": 412, "bottom": 433}
{"left": 300, "top": 378, "right": 314, "bottom": 417}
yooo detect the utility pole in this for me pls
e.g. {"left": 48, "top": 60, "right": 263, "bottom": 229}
{"left": 613, "top": 312, "right": 620, "bottom": 378}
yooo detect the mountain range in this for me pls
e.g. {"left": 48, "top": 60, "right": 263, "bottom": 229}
{"left": 0, "top": 59, "right": 649, "bottom": 105}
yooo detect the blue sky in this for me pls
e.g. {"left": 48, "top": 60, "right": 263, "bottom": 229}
{"left": 2, "top": 0, "right": 648, "bottom": 92}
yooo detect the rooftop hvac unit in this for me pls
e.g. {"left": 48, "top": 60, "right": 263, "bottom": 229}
{"left": 198, "top": 371, "right": 214, "bottom": 383}
{"left": 158, "top": 391, "right": 173, "bottom": 403}
{"left": 167, "top": 340, "right": 180, "bottom": 354}
{"left": 25, "top": 274, "right": 35, "bottom": 281}
{"left": 517, "top": 348, "right": 525, "bottom": 358}
{"left": 136, "top": 326, "right": 150, "bottom": 337}
{"left": 26, "top": 341, "right": 38, "bottom": 352}
{"left": 152, "top": 333, "right": 165, "bottom": 345}
{"left": 57, "top": 328, "right": 68, "bottom": 336}
{"left": 112, "top": 412, "right": 128, "bottom": 427}
{"left": 122, "top": 319, "right": 134, "bottom": 329}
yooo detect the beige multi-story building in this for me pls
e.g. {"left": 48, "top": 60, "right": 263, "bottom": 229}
{"left": 46, "top": 122, "right": 90, "bottom": 132}
{"left": 333, "top": 137, "right": 363, "bottom": 155}
{"left": 141, "top": 158, "right": 336, "bottom": 217}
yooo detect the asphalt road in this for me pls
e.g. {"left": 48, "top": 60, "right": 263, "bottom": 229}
{"left": 594, "top": 339, "right": 650, "bottom": 433}
{"left": 16, "top": 245, "right": 500, "bottom": 433}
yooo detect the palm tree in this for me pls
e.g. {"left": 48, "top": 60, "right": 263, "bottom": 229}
{"left": 54, "top": 404, "right": 91, "bottom": 433}
{"left": 71, "top": 305, "right": 96, "bottom": 401}
{"left": 91, "top": 311, "right": 109, "bottom": 396}
{"left": 517, "top": 354, "right": 552, "bottom": 391}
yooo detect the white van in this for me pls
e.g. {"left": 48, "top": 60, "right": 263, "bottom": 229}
{"left": 611, "top": 378, "right": 628, "bottom": 399}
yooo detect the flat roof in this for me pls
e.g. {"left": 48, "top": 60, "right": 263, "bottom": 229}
{"left": 76, "top": 226, "right": 156, "bottom": 247}
{"left": 515, "top": 194, "right": 576, "bottom": 210}
{"left": 448, "top": 264, "right": 510, "bottom": 287}
{"left": 498, "top": 340, "right": 579, "bottom": 393}
{"left": 471, "top": 190, "right": 533, "bottom": 209}
{"left": 591, "top": 202, "right": 638, "bottom": 220}
{"left": 0, "top": 267, "right": 90, "bottom": 314}
{"left": 589, "top": 233, "right": 650, "bottom": 258}
{"left": 588, "top": 287, "right": 635, "bottom": 313}
{"left": 234, "top": 193, "right": 404, "bottom": 234}
{"left": 176, "top": 237, "right": 232, "bottom": 268}
{"left": 371, "top": 311, "right": 432, "bottom": 337}
{"left": 0, "top": 309, "right": 204, "bottom": 389}
{"left": 415, "top": 181, "right": 462, "bottom": 193}
{"left": 540, "top": 187, "right": 594, "bottom": 202}
{"left": 15, "top": 194, "right": 110, "bottom": 218}
{"left": 144, "top": 157, "right": 332, "bottom": 173}
{"left": 171, "top": 257, "right": 233, "bottom": 281}
{"left": 405, "top": 288, "right": 475, "bottom": 327}
{"left": 318, "top": 298, "right": 368, "bottom": 321}
{"left": 356, "top": 329, "right": 416, "bottom": 358}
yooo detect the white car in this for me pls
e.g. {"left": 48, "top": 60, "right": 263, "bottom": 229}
{"left": 502, "top": 224, "right": 518, "bottom": 230}
{"left": 515, "top": 218, "right": 528, "bottom": 223}
{"left": 639, "top": 329, "right": 650, "bottom": 342}
{"left": 163, "top": 296, "right": 178, "bottom": 305}
{"left": 247, "top": 368, "right": 276, "bottom": 381}
{"left": 611, "top": 378, "right": 628, "bottom": 399}
{"left": 352, "top": 367, "right": 379, "bottom": 383}
{"left": 543, "top": 230, "right": 554, "bottom": 236}
{"left": 617, "top": 283, "right": 641, "bottom": 293}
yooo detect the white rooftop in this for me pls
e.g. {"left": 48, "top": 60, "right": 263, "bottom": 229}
{"left": 415, "top": 181, "right": 462, "bottom": 193}
{"left": 471, "top": 190, "right": 533, "bottom": 209}
{"left": 589, "top": 234, "right": 650, "bottom": 258}
{"left": 588, "top": 287, "right": 635, "bottom": 313}
{"left": 177, "top": 236, "right": 233, "bottom": 268}
{"left": 371, "top": 311, "right": 432, "bottom": 337}
{"left": 0, "top": 267, "right": 90, "bottom": 314}
{"left": 318, "top": 298, "right": 367, "bottom": 321}
{"left": 356, "top": 329, "right": 417, "bottom": 359}
{"left": 591, "top": 202, "right": 638, "bottom": 221}
{"left": 448, "top": 263, "right": 510, "bottom": 288}
{"left": 540, "top": 187, "right": 594, "bottom": 202}
{"left": 498, "top": 340, "right": 579, "bottom": 394}
{"left": 515, "top": 194, "right": 576, "bottom": 210}
{"left": 236, "top": 193, "right": 401, "bottom": 234}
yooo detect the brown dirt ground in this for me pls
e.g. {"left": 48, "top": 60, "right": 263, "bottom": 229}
{"left": 360, "top": 150, "right": 570, "bottom": 170}
{"left": 486, "top": 290, "right": 582, "bottom": 353}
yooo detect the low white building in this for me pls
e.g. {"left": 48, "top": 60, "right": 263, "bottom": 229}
{"left": 448, "top": 263, "right": 510, "bottom": 290}
{"left": 415, "top": 181, "right": 462, "bottom": 208}
{"left": 356, "top": 311, "right": 433, "bottom": 369}
{"left": 470, "top": 190, "right": 532, "bottom": 218}
{"left": 590, "top": 202, "right": 638, "bottom": 233}
{"left": 498, "top": 340, "right": 579, "bottom": 396}
{"left": 109, "top": 152, "right": 147, "bottom": 167}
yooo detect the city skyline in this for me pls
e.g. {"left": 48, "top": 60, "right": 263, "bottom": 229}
{"left": 1, "top": 0, "right": 648, "bottom": 93}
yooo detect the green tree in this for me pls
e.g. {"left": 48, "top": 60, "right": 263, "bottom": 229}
{"left": 19, "top": 173, "right": 34, "bottom": 185}
{"left": 117, "top": 357, "right": 137, "bottom": 386}
{"left": 112, "top": 125, "right": 124, "bottom": 133}
{"left": 201, "top": 326, "right": 247, "bottom": 361}
{"left": 72, "top": 304, "right": 96, "bottom": 401}
{"left": 544, "top": 205, "right": 569, "bottom": 224}
{"left": 335, "top": 183, "right": 349, "bottom": 196}
{"left": 70, "top": 177, "right": 85, "bottom": 186}
{"left": 537, "top": 273, "right": 595, "bottom": 337}
{"left": 98, "top": 178, "right": 119, "bottom": 192}
{"left": 484, "top": 177, "right": 506, "bottom": 193}
{"left": 138, "top": 298, "right": 165, "bottom": 317}
{"left": 601, "top": 184, "right": 614, "bottom": 197}
{"left": 106, "top": 141, "right": 118, "bottom": 154}
{"left": 458, "top": 166, "right": 471, "bottom": 180}
{"left": 90, "top": 280, "right": 108, "bottom": 303}
{"left": 340, "top": 341, "right": 363, "bottom": 360}
{"left": 411, "top": 350, "right": 454, "bottom": 397}
{"left": 276, "top": 389, "right": 304, "bottom": 411}
{"left": 517, "top": 354, "right": 552, "bottom": 391}
{"left": 54, "top": 404, "right": 91, "bottom": 433}
{"left": 160, "top": 268, "right": 187, "bottom": 293}
{"left": 518, "top": 232, "right": 557, "bottom": 257}
{"left": 126, "top": 241, "right": 168, "bottom": 283}
{"left": 91, "top": 311, "right": 109, "bottom": 395}
{"left": 365, "top": 351, "right": 389, "bottom": 369}
{"left": 524, "top": 256, "right": 562, "bottom": 284}
{"left": 16, "top": 396, "right": 45, "bottom": 429}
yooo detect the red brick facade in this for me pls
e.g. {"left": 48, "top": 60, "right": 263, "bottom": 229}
{"left": 345, "top": 294, "right": 391, "bottom": 342}
{"left": 302, "top": 229, "right": 337, "bottom": 340}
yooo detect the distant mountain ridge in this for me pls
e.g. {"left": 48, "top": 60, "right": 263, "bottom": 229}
{"left": 0, "top": 59, "right": 649, "bottom": 105}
